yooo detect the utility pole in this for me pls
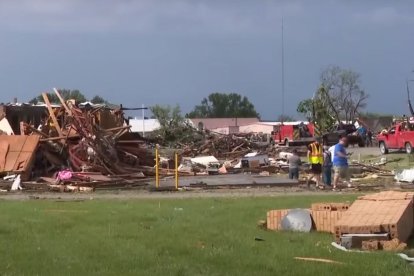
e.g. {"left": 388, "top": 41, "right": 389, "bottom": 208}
{"left": 142, "top": 104, "right": 146, "bottom": 137}
{"left": 281, "top": 17, "right": 285, "bottom": 123}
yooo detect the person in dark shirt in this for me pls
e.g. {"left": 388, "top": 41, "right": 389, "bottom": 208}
{"left": 366, "top": 129, "right": 373, "bottom": 147}
{"left": 288, "top": 149, "right": 301, "bottom": 180}
{"left": 322, "top": 146, "right": 332, "bottom": 187}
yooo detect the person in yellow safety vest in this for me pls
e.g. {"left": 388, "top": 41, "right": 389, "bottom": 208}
{"left": 307, "top": 137, "right": 324, "bottom": 189}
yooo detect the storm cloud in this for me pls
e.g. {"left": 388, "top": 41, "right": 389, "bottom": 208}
{"left": 0, "top": 0, "right": 413, "bottom": 119}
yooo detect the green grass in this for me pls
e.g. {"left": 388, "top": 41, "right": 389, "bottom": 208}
{"left": 385, "top": 153, "right": 414, "bottom": 171}
{"left": 0, "top": 194, "right": 412, "bottom": 275}
{"left": 359, "top": 152, "right": 414, "bottom": 171}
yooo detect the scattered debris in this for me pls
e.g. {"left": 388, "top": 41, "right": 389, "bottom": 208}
{"left": 397, "top": 253, "right": 414, "bottom": 263}
{"left": 294, "top": 257, "right": 343, "bottom": 265}
{"left": 257, "top": 220, "right": 267, "bottom": 229}
{"left": 11, "top": 175, "right": 22, "bottom": 191}
{"left": 395, "top": 168, "right": 414, "bottom": 183}
{"left": 341, "top": 233, "right": 389, "bottom": 249}
{"left": 0, "top": 92, "right": 405, "bottom": 193}
{"left": 381, "top": 238, "right": 407, "bottom": 252}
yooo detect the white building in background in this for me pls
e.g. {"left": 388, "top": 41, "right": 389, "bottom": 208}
{"left": 129, "top": 118, "right": 161, "bottom": 136}
{"left": 211, "top": 121, "right": 311, "bottom": 135}
{"left": 127, "top": 117, "right": 311, "bottom": 136}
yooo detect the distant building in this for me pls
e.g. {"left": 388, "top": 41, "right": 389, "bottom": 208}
{"left": 188, "top": 118, "right": 260, "bottom": 134}
{"left": 126, "top": 117, "right": 311, "bottom": 136}
{"left": 0, "top": 104, "right": 48, "bottom": 134}
{"left": 198, "top": 120, "right": 310, "bottom": 135}
{"left": 129, "top": 118, "right": 161, "bottom": 136}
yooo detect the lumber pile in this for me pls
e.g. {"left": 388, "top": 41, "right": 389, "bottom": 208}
{"left": 351, "top": 161, "right": 392, "bottom": 174}
{"left": 181, "top": 133, "right": 267, "bottom": 159}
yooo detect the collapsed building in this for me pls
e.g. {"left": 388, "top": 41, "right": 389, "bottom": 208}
{"left": 0, "top": 92, "right": 156, "bottom": 191}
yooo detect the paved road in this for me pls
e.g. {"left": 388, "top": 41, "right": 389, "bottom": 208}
{"left": 346, "top": 145, "right": 381, "bottom": 157}
{"left": 151, "top": 174, "right": 298, "bottom": 188}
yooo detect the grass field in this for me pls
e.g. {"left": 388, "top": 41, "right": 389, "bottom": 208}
{"left": 0, "top": 194, "right": 413, "bottom": 275}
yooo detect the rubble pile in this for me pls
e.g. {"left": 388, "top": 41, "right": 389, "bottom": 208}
{"left": 0, "top": 91, "right": 155, "bottom": 191}
{"left": 1, "top": 91, "right": 400, "bottom": 193}
{"left": 180, "top": 132, "right": 269, "bottom": 159}
{"left": 1, "top": 92, "right": 289, "bottom": 192}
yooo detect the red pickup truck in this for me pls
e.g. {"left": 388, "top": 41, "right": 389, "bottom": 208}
{"left": 377, "top": 123, "right": 414, "bottom": 154}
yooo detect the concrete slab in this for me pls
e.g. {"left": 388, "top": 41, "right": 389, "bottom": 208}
{"left": 152, "top": 174, "right": 299, "bottom": 188}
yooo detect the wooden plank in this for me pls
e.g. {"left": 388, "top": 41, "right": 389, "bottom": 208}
{"left": 0, "top": 140, "right": 9, "bottom": 171}
{"left": 42, "top": 92, "right": 64, "bottom": 141}
{"left": 53, "top": 88, "right": 72, "bottom": 116}
{"left": 0, "top": 136, "right": 40, "bottom": 175}
{"left": 294, "top": 257, "right": 343, "bottom": 265}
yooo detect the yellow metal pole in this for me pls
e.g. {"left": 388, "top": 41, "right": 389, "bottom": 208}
{"left": 155, "top": 146, "right": 159, "bottom": 188}
{"left": 175, "top": 152, "right": 179, "bottom": 190}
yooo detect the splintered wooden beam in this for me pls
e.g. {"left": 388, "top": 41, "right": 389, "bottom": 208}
{"left": 42, "top": 92, "right": 64, "bottom": 140}
{"left": 53, "top": 88, "right": 72, "bottom": 116}
{"left": 294, "top": 257, "right": 343, "bottom": 265}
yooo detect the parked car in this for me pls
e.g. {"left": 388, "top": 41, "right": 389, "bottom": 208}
{"left": 377, "top": 123, "right": 414, "bottom": 154}
{"left": 322, "top": 124, "right": 365, "bottom": 147}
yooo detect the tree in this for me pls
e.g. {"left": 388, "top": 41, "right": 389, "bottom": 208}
{"left": 297, "top": 87, "right": 336, "bottom": 135}
{"left": 29, "top": 89, "right": 87, "bottom": 104}
{"left": 150, "top": 104, "right": 200, "bottom": 146}
{"left": 320, "top": 65, "right": 368, "bottom": 122}
{"left": 297, "top": 66, "right": 368, "bottom": 135}
{"left": 188, "top": 93, "right": 259, "bottom": 118}
{"left": 91, "top": 95, "right": 106, "bottom": 104}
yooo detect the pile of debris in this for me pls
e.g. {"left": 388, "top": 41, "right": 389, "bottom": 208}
{"left": 0, "top": 91, "right": 155, "bottom": 192}
{"left": 180, "top": 132, "right": 269, "bottom": 159}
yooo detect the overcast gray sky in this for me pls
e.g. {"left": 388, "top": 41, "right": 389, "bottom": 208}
{"left": 0, "top": 0, "right": 413, "bottom": 119}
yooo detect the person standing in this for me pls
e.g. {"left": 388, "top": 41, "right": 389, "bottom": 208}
{"left": 333, "top": 137, "right": 351, "bottom": 190}
{"left": 307, "top": 138, "right": 323, "bottom": 188}
{"left": 366, "top": 129, "right": 373, "bottom": 147}
{"left": 287, "top": 149, "right": 301, "bottom": 180}
{"left": 357, "top": 125, "right": 367, "bottom": 144}
{"left": 322, "top": 146, "right": 332, "bottom": 187}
